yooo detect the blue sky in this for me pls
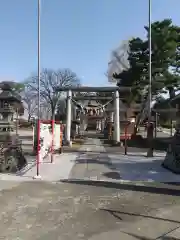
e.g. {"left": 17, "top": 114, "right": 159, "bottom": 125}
{"left": 0, "top": 0, "right": 180, "bottom": 86}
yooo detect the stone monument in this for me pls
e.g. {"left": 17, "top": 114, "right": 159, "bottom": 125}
{"left": 162, "top": 98, "right": 180, "bottom": 173}
{"left": 162, "top": 128, "right": 180, "bottom": 173}
{"left": 0, "top": 82, "right": 27, "bottom": 173}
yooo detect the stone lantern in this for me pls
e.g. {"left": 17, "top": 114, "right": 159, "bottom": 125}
{"left": 0, "top": 82, "right": 27, "bottom": 173}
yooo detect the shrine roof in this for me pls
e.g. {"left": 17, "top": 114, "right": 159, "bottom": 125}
{"left": 0, "top": 91, "right": 21, "bottom": 102}
{"left": 0, "top": 82, "right": 21, "bottom": 102}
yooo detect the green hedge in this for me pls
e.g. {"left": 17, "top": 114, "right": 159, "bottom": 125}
{"left": 160, "top": 123, "right": 176, "bottom": 129}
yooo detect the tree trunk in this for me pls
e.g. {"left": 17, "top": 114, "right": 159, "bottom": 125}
{"left": 28, "top": 114, "right": 31, "bottom": 122}
{"left": 168, "top": 86, "right": 175, "bottom": 99}
{"left": 51, "top": 106, "right": 56, "bottom": 121}
{"left": 168, "top": 87, "right": 175, "bottom": 137}
{"left": 147, "top": 122, "right": 154, "bottom": 157}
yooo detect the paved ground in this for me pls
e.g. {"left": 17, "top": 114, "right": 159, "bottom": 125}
{"left": 2, "top": 131, "right": 179, "bottom": 183}
{"left": 69, "top": 138, "right": 110, "bottom": 180}
{"left": 69, "top": 137, "right": 180, "bottom": 183}
{"left": 0, "top": 152, "right": 78, "bottom": 181}
{"left": 1, "top": 181, "right": 180, "bottom": 239}
{"left": 1, "top": 131, "right": 180, "bottom": 239}
{"left": 0, "top": 129, "right": 79, "bottom": 181}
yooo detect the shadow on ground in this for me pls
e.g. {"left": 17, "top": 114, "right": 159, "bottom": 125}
{"left": 64, "top": 148, "right": 107, "bottom": 154}
{"left": 60, "top": 179, "right": 180, "bottom": 197}
{"left": 119, "top": 233, "right": 179, "bottom": 239}
{"left": 74, "top": 151, "right": 121, "bottom": 174}
{"left": 100, "top": 208, "right": 180, "bottom": 224}
{"left": 74, "top": 157, "right": 111, "bottom": 166}
{"left": 103, "top": 171, "right": 121, "bottom": 179}
{"left": 99, "top": 209, "right": 180, "bottom": 239}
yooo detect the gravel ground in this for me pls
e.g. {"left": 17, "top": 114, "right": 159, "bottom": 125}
{"left": 0, "top": 181, "right": 180, "bottom": 239}
{"left": 0, "top": 131, "right": 180, "bottom": 239}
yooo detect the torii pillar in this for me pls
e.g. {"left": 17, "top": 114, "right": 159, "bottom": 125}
{"left": 100, "top": 108, "right": 105, "bottom": 132}
{"left": 96, "top": 109, "right": 100, "bottom": 130}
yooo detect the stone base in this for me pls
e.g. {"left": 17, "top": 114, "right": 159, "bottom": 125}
{"left": 33, "top": 175, "right": 42, "bottom": 179}
{"left": 64, "top": 140, "right": 72, "bottom": 147}
{"left": 0, "top": 148, "right": 27, "bottom": 173}
{"left": 162, "top": 152, "right": 180, "bottom": 174}
{"left": 17, "top": 150, "right": 27, "bottom": 170}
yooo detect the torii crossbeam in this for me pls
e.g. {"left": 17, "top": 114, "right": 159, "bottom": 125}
{"left": 72, "top": 96, "right": 112, "bottom": 100}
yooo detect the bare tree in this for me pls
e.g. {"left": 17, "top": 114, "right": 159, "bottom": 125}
{"left": 27, "top": 68, "right": 80, "bottom": 118}
{"left": 56, "top": 98, "right": 66, "bottom": 120}
{"left": 21, "top": 86, "right": 38, "bottom": 121}
{"left": 39, "top": 101, "right": 52, "bottom": 120}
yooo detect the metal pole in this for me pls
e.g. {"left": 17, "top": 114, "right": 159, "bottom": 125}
{"left": 155, "top": 112, "right": 157, "bottom": 138}
{"left": 66, "top": 90, "right": 72, "bottom": 146}
{"left": 124, "top": 123, "right": 128, "bottom": 155}
{"left": 147, "top": 0, "right": 153, "bottom": 157}
{"left": 34, "top": 0, "right": 41, "bottom": 179}
{"left": 51, "top": 119, "right": 54, "bottom": 163}
{"left": 148, "top": 0, "right": 152, "bottom": 121}
{"left": 114, "top": 90, "right": 120, "bottom": 143}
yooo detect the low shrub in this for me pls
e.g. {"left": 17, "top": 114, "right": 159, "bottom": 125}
{"left": 131, "top": 134, "right": 143, "bottom": 141}
{"left": 161, "top": 123, "right": 175, "bottom": 129}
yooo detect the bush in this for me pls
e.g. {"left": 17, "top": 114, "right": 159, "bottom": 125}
{"left": 131, "top": 134, "right": 143, "bottom": 142}
{"left": 161, "top": 122, "right": 175, "bottom": 129}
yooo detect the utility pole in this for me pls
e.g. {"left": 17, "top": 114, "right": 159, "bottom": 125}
{"left": 34, "top": 0, "right": 41, "bottom": 178}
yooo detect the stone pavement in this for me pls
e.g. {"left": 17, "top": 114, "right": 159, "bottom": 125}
{"left": 69, "top": 137, "right": 113, "bottom": 181}
{"left": 69, "top": 137, "right": 180, "bottom": 183}
{"left": 0, "top": 152, "right": 78, "bottom": 181}
{"left": 0, "top": 181, "right": 180, "bottom": 239}
{"left": 1, "top": 136, "right": 179, "bottom": 183}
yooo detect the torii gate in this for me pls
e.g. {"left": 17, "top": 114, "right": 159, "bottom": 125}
{"left": 55, "top": 86, "right": 122, "bottom": 145}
